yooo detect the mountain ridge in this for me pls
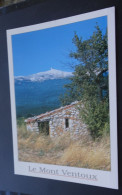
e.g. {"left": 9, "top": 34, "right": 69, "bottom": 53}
{"left": 15, "top": 68, "right": 73, "bottom": 82}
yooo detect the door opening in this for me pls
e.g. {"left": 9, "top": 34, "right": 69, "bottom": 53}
{"left": 38, "top": 121, "right": 49, "bottom": 135}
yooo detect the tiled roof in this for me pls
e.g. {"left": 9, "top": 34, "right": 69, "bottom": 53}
{"left": 25, "top": 101, "right": 79, "bottom": 123}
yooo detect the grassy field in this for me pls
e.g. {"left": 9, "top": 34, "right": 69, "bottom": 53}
{"left": 17, "top": 121, "right": 111, "bottom": 171}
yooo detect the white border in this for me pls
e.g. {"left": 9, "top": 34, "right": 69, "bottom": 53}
{"left": 7, "top": 7, "right": 118, "bottom": 189}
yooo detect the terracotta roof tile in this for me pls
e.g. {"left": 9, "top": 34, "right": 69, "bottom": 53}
{"left": 25, "top": 101, "right": 79, "bottom": 123}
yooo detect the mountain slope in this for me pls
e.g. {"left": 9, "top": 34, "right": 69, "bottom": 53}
{"left": 15, "top": 68, "right": 73, "bottom": 82}
{"left": 15, "top": 78, "right": 71, "bottom": 117}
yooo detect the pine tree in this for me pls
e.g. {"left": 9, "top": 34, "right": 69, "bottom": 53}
{"left": 60, "top": 25, "right": 109, "bottom": 138}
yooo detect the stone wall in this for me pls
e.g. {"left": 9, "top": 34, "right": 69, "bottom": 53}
{"left": 26, "top": 121, "right": 39, "bottom": 132}
{"left": 49, "top": 105, "right": 88, "bottom": 138}
{"left": 25, "top": 102, "right": 88, "bottom": 138}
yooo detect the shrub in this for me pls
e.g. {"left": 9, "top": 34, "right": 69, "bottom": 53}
{"left": 79, "top": 98, "right": 109, "bottom": 138}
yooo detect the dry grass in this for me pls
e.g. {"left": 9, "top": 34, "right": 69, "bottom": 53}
{"left": 17, "top": 123, "right": 111, "bottom": 171}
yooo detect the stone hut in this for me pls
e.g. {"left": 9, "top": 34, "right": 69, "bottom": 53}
{"left": 25, "top": 101, "right": 88, "bottom": 137}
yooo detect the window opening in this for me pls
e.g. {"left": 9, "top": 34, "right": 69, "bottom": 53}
{"left": 65, "top": 118, "right": 69, "bottom": 128}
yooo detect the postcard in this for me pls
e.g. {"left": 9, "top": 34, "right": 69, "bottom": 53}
{"left": 7, "top": 7, "right": 118, "bottom": 189}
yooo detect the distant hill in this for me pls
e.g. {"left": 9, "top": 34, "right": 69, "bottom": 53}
{"left": 15, "top": 78, "right": 71, "bottom": 118}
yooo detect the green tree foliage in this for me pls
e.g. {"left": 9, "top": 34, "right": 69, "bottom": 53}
{"left": 61, "top": 25, "right": 109, "bottom": 138}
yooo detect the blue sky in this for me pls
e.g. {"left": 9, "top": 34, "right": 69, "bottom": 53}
{"left": 12, "top": 16, "right": 107, "bottom": 76}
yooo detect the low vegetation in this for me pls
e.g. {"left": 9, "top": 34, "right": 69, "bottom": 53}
{"left": 17, "top": 122, "right": 111, "bottom": 171}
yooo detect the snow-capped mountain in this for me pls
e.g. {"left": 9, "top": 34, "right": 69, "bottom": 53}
{"left": 15, "top": 68, "right": 73, "bottom": 82}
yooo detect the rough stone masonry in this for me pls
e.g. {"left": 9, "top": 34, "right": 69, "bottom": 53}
{"left": 25, "top": 101, "right": 88, "bottom": 138}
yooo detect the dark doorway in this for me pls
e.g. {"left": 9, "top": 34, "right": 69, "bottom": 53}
{"left": 38, "top": 121, "right": 49, "bottom": 135}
